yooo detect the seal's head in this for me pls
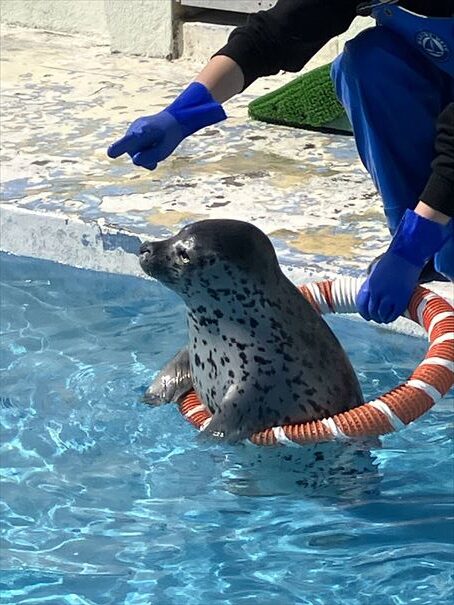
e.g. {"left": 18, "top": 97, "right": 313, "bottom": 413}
{"left": 139, "top": 220, "right": 281, "bottom": 301}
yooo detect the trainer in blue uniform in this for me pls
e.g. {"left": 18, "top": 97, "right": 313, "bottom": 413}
{"left": 108, "top": 0, "right": 454, "bottom": 324}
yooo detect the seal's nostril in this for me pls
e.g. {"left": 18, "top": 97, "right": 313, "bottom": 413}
{"left": 139, "top": 241, "right": 154, "bottom": 255}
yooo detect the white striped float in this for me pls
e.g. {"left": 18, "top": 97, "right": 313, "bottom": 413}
{"left": 179, "top": 278, "right": 454, "bottom": 446}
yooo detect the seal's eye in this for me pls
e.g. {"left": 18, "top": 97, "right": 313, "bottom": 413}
{"left": 177, "top": 249, "right": 191, "bottom": 264}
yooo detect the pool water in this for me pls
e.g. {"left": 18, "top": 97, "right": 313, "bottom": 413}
{"left": 1, "top": 253, "right": 453, "bottom": 605}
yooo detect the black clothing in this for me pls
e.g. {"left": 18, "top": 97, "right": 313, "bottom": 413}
{"left": 421, "top": 103, "right": 454, "bottom": 217}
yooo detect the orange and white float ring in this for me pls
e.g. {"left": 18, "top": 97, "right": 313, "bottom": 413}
{"left": 179, "top": 277, "right": 454, "bottom": 446}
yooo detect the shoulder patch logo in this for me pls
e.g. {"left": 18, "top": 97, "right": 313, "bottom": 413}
{"left": 416, "top": 31, "right": 450, "bottom": 62}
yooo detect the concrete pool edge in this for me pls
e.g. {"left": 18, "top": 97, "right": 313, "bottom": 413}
{"left": 2, "top": 203, "right": 450, "bottom": 339}
{"left": 0, "top": 204, "right": 145, "bottom": 278}
{"left": 2, "top": 203, "right": 327, "bottom": 283}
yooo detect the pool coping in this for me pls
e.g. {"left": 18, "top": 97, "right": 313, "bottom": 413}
{"left": 1, "top": 204, "right": 144, "bottom": 278}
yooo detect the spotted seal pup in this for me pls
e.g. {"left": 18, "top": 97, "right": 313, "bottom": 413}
{"left": 140, "top": 219, "right": 363, "bottom": 442}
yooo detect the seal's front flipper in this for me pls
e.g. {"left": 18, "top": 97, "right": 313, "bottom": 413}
{"left": 143, "top": 346, "right": 193, "bottom": 406}
{"left": 203, "top": 385, "right": 251, "bottom": 443}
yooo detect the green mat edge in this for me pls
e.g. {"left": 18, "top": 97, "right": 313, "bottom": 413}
{"left": 247, "top": 110, "right": 353, "bottom": 136}
{"left": 248, "top": 63, "right": 352, "bottom": 134}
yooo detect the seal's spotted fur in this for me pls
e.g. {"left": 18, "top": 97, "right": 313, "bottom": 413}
{"left": 140, "top": 220, "right": 363, "bottom": 442}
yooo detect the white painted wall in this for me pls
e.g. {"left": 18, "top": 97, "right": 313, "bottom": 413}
{"left": 0, "top": 0, "right": 109, "bottom": 35}
{"left": 1, "top": 0, "right": 175, "bottom": 57}
{"left": 105, "top": 0, "right": 174, "bottom": 58}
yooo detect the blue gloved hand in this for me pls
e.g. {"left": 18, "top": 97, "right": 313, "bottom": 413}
{"left": 107, "top": 82, "right": 226, "bottom": 170}
{"left": 357, "top": 209, "right": 452, "bottom": 323}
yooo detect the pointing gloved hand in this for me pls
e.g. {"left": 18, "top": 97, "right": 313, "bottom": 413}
{"left": 107, "top": 82, "right": 226, "bottom": 170}
{"left": 357, "top": 209, "right": 452, "bottom": 323}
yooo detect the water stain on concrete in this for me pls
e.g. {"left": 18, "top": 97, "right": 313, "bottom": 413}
{"left": 146, "top": 210, "right": 205, "bottom": 229}
{"left": 272, "top": 227, "right": 361, "bottom": 258}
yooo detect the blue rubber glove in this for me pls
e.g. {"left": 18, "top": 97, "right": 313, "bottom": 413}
{"left": 357, "top": 209, "right": 452, "bottom": 323}
{"left": 107, "top": 82, "right": 226, "bottom": 170}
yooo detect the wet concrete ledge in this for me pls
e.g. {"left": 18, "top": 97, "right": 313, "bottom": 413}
{"left": 3, "top": 203, "right": 447, "bottom": 341}
{"left": 1, "top": 203, "right": 321, "bottom": 285}
{"left": 0, "top": 24, "right": 387, "bottom": 281}
{"left": 0, "top": 205, "right": 144, "bottom": 278}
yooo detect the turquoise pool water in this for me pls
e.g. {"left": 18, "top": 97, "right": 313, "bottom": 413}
{"left": 1, "top": 253, "right": 453, "bottom": 605}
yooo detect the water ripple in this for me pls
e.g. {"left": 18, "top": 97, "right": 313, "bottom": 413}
{"left": 1, "top": 253, "right": 453, "bottom": 605}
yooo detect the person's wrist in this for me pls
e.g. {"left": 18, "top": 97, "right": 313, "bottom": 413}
{"left": 166, "top": 82, "right": 227, "bottom": 137}
{"left": 414, "top": 200, "right": 451, "bottom": 225}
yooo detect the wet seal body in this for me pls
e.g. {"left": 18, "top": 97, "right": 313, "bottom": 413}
{"left": 140, "top": 220, "right": 363, "bottom": 442}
